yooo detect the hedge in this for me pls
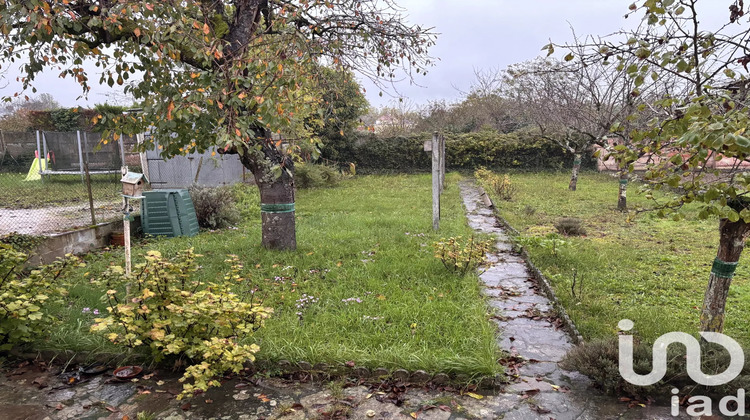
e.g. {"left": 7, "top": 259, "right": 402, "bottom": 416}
{"left": 337, "top": 131, "right": 595, "bottom": 173}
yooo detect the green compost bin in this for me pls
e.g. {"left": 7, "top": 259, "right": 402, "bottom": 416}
{"left": 142, "top": 189, "right": 199, "bottom": 237}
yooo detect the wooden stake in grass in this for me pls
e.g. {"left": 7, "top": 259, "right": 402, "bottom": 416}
{"left": 432, "top": 132, "right": 440, "bottom": 231}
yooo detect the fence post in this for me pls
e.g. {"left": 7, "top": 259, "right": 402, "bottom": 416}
{"left": 76, "top": 131, "right": 85, "bottom": 183}
{"left": 119, "top": 132, "right": 126, "bottom": 167}
{"left": 82, "top": 132, "right": 97, "bottom": 225}
{"left": 432, "top": 132, "right": 440, "bottom": 231}
{"left": 439, "top": 133, "right": 445, "bottom": 193}
{"left": 35, "top": 130, "right": 43, "bottom": 179}
{"left": 42, "top": 131, "right": 49, "bottom": 180}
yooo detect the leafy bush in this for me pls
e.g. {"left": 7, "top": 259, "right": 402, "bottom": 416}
{"left": 91, "top": 250, "right": 273, "bottom": 399}
{"left": 0, "top": 233, "right": 44, "bottom": 253}
{"left": 294, "top": 163, "right": 342, "bottom": 189}
{"left": 0, "top": 246, "right": 80, "bottom": 349}
{"left": 433, "top": 236, "right": 493, "bottom": 275}
{"left": 474, "top": 167, "right": 516, "bottom": 201}
{"left": 554, "top": 217, "right": 587, "bottom": 236}
{"left": 188, "top": 185, "right": 241, "bottom": 229}
{"left": 341, "top": 131, "right": 594, "bottom": 173}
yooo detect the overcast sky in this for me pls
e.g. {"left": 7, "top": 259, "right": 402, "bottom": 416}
{"left": 0, "top": 1, "right": 734, "bottom": 110}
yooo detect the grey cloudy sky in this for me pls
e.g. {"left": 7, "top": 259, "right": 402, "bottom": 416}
{"left": 0, "top": 1, "right": 733, "bottom": 109}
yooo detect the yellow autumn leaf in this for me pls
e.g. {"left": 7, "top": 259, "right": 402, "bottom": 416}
{"left": 465, "top": 392, "right": 483, "bottom": 400}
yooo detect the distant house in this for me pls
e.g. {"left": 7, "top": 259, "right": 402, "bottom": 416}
{"left": 594, "top": 137, "right": 750, "bottom": 172}
{"left": 373, "top": 113, "right": 415, "bottom": 135}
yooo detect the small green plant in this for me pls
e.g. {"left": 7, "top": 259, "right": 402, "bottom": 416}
{"left": 0, "top": 233, "right": 44, "bottom": 253}
{"left": 188, "top": 185, "right": 241, "bottom": 229}
{"left": 433, "top": 236, "right": 492, "bottom": 275}
{"left": 474, "top": 167, "right": 516, "bottom": 200}
{"left": 0, "top": 245, "right": 81, "bottom": 349}
{"left": 516, "top": 233, "right": 569, "bottom": 257}
{"left": 554, "top": 217, "right": 587, "bottom": 236}
{"left": 91, "top": 249, "right": 273, "bottom": 399}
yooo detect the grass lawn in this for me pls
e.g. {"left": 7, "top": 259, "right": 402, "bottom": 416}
{"left": 42, "top": 173, "right": 502, "bottom": 377}
{"left": 0, "top": 172, "right": 121, "bottom": 208}
{"left": 482, "top": 171, "right": 750, "bottom": 345}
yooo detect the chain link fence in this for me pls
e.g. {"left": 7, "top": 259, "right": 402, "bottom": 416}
{"left": 0, "top": 130, "right": 140, "bottom": 236}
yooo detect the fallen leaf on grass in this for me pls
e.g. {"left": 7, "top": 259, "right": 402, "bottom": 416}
{"left": 465, "top": 392, "right": 483, "bottom": 400}
{"left": 180, "top": 403, "right": 191, "bottom": 411}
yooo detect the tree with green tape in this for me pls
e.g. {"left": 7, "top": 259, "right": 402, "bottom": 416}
{"left": 0, "top": 0, "right": 434, "bottom": 250}
{"left": 552, "top": 0, "right": 750, "bottom": 332}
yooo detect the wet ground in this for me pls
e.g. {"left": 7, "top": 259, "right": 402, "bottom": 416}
{"left": 0, "top": 181, "right": 697, "bottom": 419}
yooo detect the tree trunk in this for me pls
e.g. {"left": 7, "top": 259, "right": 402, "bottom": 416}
{"left": 569, "top": 153, "right": 582, "bottom": 191}
{"left": 617, "top": 169, "right": 628, "bottom": 211}
{"left": 236, "top": 129, "right": 297, "bottom": 251}
{"left": 700, "top": 218, "right": 750, "bottom": 332}
{"left": 257, "top": 174, "right": 296, "bottom": 250}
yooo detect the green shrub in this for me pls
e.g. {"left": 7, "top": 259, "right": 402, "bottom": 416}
{"left": 294, "top": 163, "right": 342, "bottom": 189}
{"left": 188, "top": 185, "right": 241, "bottom": 229}
{"left": 475, "top": 167, "right": 516, "bottom": 201}
{"left": 345, "top": 131, "right": 594, "bottom": 173}
{"left": 0, "top": 245, "right": 80, "bottom": 349}
{"left": 554, "top": 217, "right": 587, "bottom": 236}
{"left": 561, "top": 338, "right": 750, "bottom": 400}
{"left": 0, "top": 233, "right": 44, "bottom": 253}
{"left": 432, "top": 236, "right": 493, "bottom": 275}
{"left": 91, "top": 250, "right": 273, "bottom": 399}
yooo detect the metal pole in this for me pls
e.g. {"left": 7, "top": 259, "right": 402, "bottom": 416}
{"left": 42, "top": 131, "right": 49, "bottom": 180}
{"left": 83, "top": 133, "right": 96, "bottom": 225}
{"left": 137, "top": 133, "right": 151, "bottom": 181}
{"left": 35, "top": 130, "right": 42, "bottom": 178}
{"left": 76, "top": 131, "right": 85, "bottom": 183}
{"left": 432, "top": 132, "right": 440, "bottom": 231}
{"left": 119, "top": 132, "right": 126, "bottom": 168}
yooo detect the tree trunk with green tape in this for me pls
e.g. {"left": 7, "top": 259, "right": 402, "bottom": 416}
{"left": 569, "top": 153, "right": 582, "bottom": 191}
{"left": 237, "top": 128, "right": 297, "bottom": 251}
{"left": 617, "top": 169, "right": 628, "bottom": 211}
{"left": 700, "top": 218, "right": 750, "bottom": 332}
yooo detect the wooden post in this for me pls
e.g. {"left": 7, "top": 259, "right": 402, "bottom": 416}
{"left": 439, "top": 133, "right": 445, "bottom": 193}
{"left": 432, "top": 132, "right": 440, "bottom": 231}
{"left": 121, "top": 166, "right": 132, "bottom": 277}
{"left": 124, "top": 201, "right": 131, "bottom": 275}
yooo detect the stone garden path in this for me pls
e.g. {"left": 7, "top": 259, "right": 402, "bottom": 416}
{"left": 0, "top": 181, "right": 691, "bottom": 419}
{"left": 457, "top": 180, "right": 685, "bottom": 420}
